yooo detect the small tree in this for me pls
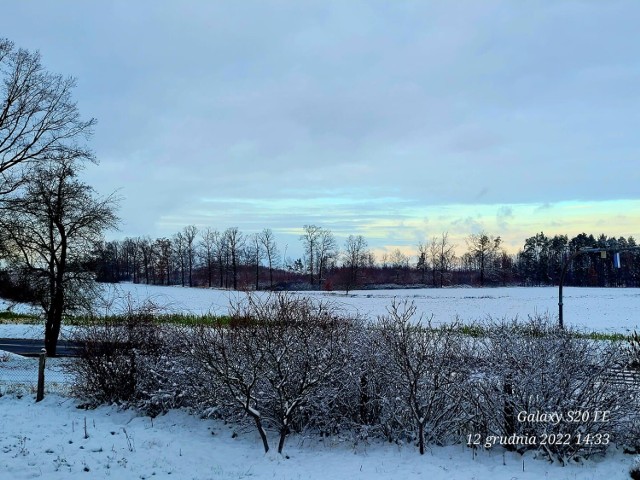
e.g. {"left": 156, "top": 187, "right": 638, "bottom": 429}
{"left": 0, "top": 158, "right": 118, "bottom": 356}
{"left": 300, "top": 224, "right": 322, "bottom": 286}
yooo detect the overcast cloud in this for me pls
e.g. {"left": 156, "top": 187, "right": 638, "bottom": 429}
{"left": 2, "top": 1, "right": 638, "bottom": 256}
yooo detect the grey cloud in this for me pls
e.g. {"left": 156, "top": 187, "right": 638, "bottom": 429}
{"left": 1, "top": 0, "right": 639, "bottom": 243}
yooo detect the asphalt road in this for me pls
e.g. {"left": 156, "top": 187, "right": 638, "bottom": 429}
{"left": 0, "top": 338, "right": 82, "bottom": 357}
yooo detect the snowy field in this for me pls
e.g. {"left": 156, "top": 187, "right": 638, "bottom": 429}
{"left": 100, "top": 283, "right": 640, "bottom": 333}
{"left": 1, "top": 283, "right": 639, "bottom": 340}
{"left": 0, "top": 394, "right": 635, "bottom": 480}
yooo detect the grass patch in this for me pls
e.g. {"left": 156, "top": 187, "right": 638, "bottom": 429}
{"left": 1, "top": 308, "right": 632, "bottom": 342}
{"left": 63, "top": 312, "right": 232, "bottom": 327}
{"left": 430, "top": 323, "right": 633, "bottom": 342}
{"left": 0, "top": 311, "right": 40, "bottom": 324}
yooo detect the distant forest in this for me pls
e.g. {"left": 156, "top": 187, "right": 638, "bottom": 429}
{"left": 90, "top": 227, "right": 640, "bottom": 290}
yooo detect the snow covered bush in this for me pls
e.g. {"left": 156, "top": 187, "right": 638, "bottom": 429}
{"left": 185, "top": 293, "right": 356, "bottom": 454}
{"left": 627, "top": 331, "right": 640, "bottom": 370}
{"left": 303, "top": 323, "right": 390, "bottom": 444}
{"left": 374, "top": 299, "right": 470, "bottom": 454}
{"left": 66, "top": 301, "right": 167, "bottom": 409}
{"left": 473, "top": 315, "right": 633, "bottom": 464}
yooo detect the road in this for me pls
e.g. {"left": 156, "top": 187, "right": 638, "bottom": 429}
{"left": 0, "top": 338, "right": 82, "bottom": 357}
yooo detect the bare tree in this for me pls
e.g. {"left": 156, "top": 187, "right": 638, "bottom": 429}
{"left": 121, "top": 237, "right": 139, "bottom": 282}
{"left": 154, "top": 238, "right": 172, "bottom": 285}
{"left": 389, "top": 249, "right": 410, "bottom": 284}
{"left": 300, "top": 225, "right": 322, "bottom": 286}
{"left": 183, "top": 225, "right": 198, "bottom": 287}
{"left": 248, "top": 233, "right": 264, "bottom": 290}
{"left": 173, "top": 232, "right": 186, "bottom": 287}
{"left": 188, "top": 294, "right": 354, "bottom": 454}
{"left": 224, "top": 227, "right": 244, "bottom": 290}
{"left": 137, "top": 237, "right": 156, "bottom": 285}
{"left": 0, "top": 39, "right": 96, "bottom": 194}
{"left": 428, "top": 239, "right": 439, "bottom": 286}
{"left": 188, "top": 316, "right": 271, "bottom": 453}
{"left": 0, "top": 157, "right": 118, "bottom": 356}
{"left": 342, "top": 234, "right": 368, "bottom": 293}
{"left": 199, "top": 228, "right": 219, "bottom": 288}
{"left": 431, "top": 232, "right": 455, "bottom": 288}
{"left": 416, "top": 242, "right": 429, "bottom": 284}
{"left": 376, "top": 300, "right": 466, "bottom": 454}
{"left": 258, "top": 228, "right": 279, "bottom": 289}
{"left": 214, "top": 230, "right": 228, "bottom": 288}
{"left": 316, "top": 228, "right": 337, "bottom": 287}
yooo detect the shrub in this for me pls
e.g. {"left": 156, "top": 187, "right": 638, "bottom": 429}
{"left": 184, "top": 293, "right": 356, "bottom": 454}
{"left": 66, "top": 301, "right": 166, "bottom": 409}
{"left": 472, "top": 315, "right": 633, "bottom": 464}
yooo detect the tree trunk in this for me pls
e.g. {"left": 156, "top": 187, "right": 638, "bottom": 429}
{"left": 232, "top": 252, "right": 238, "bottom": 290}
{"left": 45, "top": 278, "right": 65, "bottom": 357}
{"left": 253, "top": 416, "right": 269, "bottom": 453}
{"left": 277, "top": 425, "right": 290, "bottom": 454}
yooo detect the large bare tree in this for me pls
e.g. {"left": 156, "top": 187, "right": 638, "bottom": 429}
{"left": 0, "top": 158, "right": 118, "bottom": 356}
{"left": 430, "top": 232, "right": 455, "bottom": 288}
{"left": 0, "top": 39, "right": 96, "bottom": 194}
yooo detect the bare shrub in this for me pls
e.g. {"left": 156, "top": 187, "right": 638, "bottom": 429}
{"left": 66, "top": 300, "right": 165, "bottom": 408}
{"left": 375, "top": 299, "right": 469, "bottom": 454}
{"left": 474, "top": 315, "right": 633, "bottom": 464}
{"left": 185, "top": 293, "right": 355, "bottom": 454}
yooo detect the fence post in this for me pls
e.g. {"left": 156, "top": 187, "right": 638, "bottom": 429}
{"left": 36, "top": 348, "right": 46, "bottom": 402}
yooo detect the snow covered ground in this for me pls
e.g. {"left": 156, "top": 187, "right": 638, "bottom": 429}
{"left": 2, "top": 284, "right": 640, "bottom": 479}
{"left": 1, "top": 283, "right": 639, "bottom": 340}
{"left": 0, "top": 394, "right": 635, "bottom": 480}
{"left": 100, "top": 283, "right": 640, "bottom": 333}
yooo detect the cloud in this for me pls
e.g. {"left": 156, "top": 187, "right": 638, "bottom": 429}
{"left": 1, "top": 1, "right": 639, "bottom": 253}
{"left": 496, "top": 205, "right": 514, "bottom": 230}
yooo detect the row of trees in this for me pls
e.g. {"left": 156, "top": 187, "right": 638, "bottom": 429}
{"left": 516, "top": 232, "right": 640, "bottom": 287}
{"left": 92, "top": 227, "right": 640, "bottom": 290}
{"left": 68, "top": 295, "right": 640, "bottom": 461}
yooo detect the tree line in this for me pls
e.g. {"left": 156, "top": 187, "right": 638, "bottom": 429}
{"left": 92, "top": 227, "right": 640, "bottom": 290}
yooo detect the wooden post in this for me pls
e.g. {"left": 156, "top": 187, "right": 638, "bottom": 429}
{"left": 36, "top": 348, "right": 46, "bottom": 402}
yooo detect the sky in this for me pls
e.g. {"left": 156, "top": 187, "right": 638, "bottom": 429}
{"left": 2, "top": 1, "right": 639, "bottom": 259}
